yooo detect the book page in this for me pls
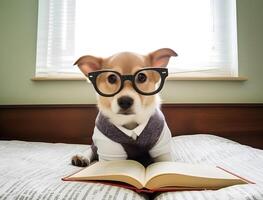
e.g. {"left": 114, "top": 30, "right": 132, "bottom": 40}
{"left": 68, "top": 160, "right": 146, "bottom": 187}
{"left": 145, "top": 162, "right": 240, "bottom": 184}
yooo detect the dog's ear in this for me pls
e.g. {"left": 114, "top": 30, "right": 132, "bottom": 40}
{"left": 74, "top": 55, "right": 103, "bottom": 75}
{"left": 149, "top": 48, "right": 177, "bottom": 67}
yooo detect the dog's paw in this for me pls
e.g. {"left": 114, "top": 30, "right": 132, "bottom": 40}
{"left": 71, "top": 155, "right": 90, "bottom": 167}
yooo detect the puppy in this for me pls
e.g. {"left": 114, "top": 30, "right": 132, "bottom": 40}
{"left": 72, "top": 48, "right": 177, "bottom": 167}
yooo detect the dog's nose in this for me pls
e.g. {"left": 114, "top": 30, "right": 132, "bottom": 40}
{"left": 117, "top": 96, "right": 134, "bottom": 110}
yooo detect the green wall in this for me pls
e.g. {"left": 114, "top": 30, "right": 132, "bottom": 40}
{"left": 0, "top": 0, "right": 262, "bottom": 105}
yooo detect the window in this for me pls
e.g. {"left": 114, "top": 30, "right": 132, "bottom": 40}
{"left": 36, "top": 0, "right": 238, "bottom": 78}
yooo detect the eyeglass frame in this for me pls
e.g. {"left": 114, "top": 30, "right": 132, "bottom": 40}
{"left": 87, "top": 67, "right": 168, "bottom": 97}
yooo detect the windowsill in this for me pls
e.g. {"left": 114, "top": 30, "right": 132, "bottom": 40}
{"left": 31, "top": 74, "right": 248, "bottom": 81}
{"left": 31, "top": 76, "right": 87, "bottom": 81}
{"left": 167, "top": 75, "right": 248, "bottom": 81}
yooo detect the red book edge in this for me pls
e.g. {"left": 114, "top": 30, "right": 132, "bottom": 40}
{"left": 216, "top": 166, "right": 255, "bottom": 184}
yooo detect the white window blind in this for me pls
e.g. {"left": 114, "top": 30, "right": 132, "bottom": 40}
{"left": 36, "top": 0, "right": 238, "bottom": 78}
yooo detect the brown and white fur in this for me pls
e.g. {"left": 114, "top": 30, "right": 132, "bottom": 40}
{"left": 72, "top": 48, "right": 177, "bottom": 167}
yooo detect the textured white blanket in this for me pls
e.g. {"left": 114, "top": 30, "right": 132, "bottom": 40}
{"left": 157, "top": 134, "right": 263, "bottom": 200}
{"left": 0, "top": 134, "right": 262, "bottom": 200}
{"left": 0, "top": 140, "right": 146, "bottom": 200}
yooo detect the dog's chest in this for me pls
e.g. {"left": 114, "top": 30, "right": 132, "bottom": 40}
{"left": 94, "top": 109, "right": 165, "bottom": 166}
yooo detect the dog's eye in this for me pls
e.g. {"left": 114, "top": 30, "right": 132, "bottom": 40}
{"left": 136, "top": 73, "right": 147, "bottom": 83}
{"left": 108, "top": 74, "right": 117, "bottom": 84}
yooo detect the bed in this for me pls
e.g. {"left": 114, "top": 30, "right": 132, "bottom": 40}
{"left": 0, "top": 134, "right": 263, "bottom": 200}
{"left": 0, "top": 104, "right": 263, "bottom": 199}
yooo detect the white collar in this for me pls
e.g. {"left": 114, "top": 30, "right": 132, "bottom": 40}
{"left": 115, "top": 120, "right": 149, "bottom": 140}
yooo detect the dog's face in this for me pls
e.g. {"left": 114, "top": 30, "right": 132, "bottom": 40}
{"left": 75, "top": 48, "right": 177, "bottom": 126}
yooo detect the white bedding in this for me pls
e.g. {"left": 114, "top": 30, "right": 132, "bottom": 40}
{"left": 0, "top": 134, "right": 262, "bottom": 200}
{"left": 0, "top": 141, "right": 146, "bottom": 200}
{"left": 157, "top": 135, "right": 263, "bottom": 200}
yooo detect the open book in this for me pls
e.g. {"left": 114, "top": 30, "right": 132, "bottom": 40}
{"left": 63, "top": 160, "right": 251, "bottom": 193}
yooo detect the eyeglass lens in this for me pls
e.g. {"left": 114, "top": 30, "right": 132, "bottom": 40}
{"left": 96, "top": 71, "right": 122, "bottom": 95}
{"left": 134, "top": 70, "right": 161, "bottom": 94}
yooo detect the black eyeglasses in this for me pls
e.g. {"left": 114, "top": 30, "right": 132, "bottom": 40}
{"left": 87, "top": 67, "right": 168, "bottom": 97}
